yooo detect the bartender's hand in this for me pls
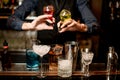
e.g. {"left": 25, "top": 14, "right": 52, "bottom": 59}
{"left": 57, "top": 19, "right": 88, "bottom": 33}
{"left": 22, "top": 14, "right": 55, "bottom": 30}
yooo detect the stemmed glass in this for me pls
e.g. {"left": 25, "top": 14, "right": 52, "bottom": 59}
{"left": 58, "top": 9, "right": 71, "bottom": 31}
{"left": 59, "top": 9, "right": 71, "bottom": 22}
{"left": 32, "top": 40, "right": 51, "bottom": 78}
{"left": 43, "top": 5, "right": 54, "bottom": 22}
{"left": 82, "top": 50, "right": 94, "bottom": 77}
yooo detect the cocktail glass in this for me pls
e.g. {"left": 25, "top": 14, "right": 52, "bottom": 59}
{"left": 82, "top": 51, "right": 94, "bottom": 77}
{"left": 43, "top": 5, "right": 54, "bottom": 21}
{"left": 33, "top": 40, "right": 51, "bottom": 78}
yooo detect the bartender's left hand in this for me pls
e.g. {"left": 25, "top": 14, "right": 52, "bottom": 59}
{"left": 57, "top": 19, "right": 88, "bottom": 33}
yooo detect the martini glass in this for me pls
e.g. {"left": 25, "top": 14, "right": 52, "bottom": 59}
{"left": 33, "top": 40, "right": 51, "bottom": 78}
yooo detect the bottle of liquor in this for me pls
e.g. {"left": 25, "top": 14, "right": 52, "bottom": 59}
{"left": 0, "top": 55, "right": 2, "bottom": 71}
{"left": 1, "top": 40, "right": 11, "bottom": 70}
{"left": 107, "top": 46, "right": 118, "bottom": 74}
{"left": 0, "top": 0, "right": 3, "bottom": 8}
{"left": 2, "top": 0, "right": 10, "bottom": 8}
{"left": 48, "top": 44, "right": 63, "bottom": 71}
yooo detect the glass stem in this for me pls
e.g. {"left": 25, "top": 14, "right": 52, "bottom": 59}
{"left": 85, "top": 65, "right": 89, "bottom": 76}
{"left": 40, "top": 56, "right": 43, "bottom": 77}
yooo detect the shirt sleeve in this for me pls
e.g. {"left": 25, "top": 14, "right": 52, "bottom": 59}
{"left": 76, "top": 0, "right": 99, "bottom": 33}
{"left": 6, "top": 0, "right": 38, "bottom": 30}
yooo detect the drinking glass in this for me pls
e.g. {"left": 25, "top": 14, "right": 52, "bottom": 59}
{"left": 32, "top": 40, "right": 51, "bottom": 78}
{"left": 82, "top": 51, "right": 94, "bottom": 77}
{"left": 64, "top": 41, "right": 79, "bottom": 71}
{"left": 43, "top": 5, "right": 54, "bottom": 21}
{"left": 26, "top": 49, "right": 40, "bottom": 71}
{"left": 81, "top": 48, "right": 90, "bottom": 73}
{"left": 58, "top": 56, "right": 73, "bottom": 78}
{"left": 58, "top": 9, "right": 71, "bottom": 31}
{"left": 59, "top": 9, "right": 71, "bottom": 22}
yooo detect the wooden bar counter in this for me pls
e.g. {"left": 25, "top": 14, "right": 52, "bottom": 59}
{"left": 0, "top": 63, "right": 120, "bottom": 80}
{"left": 0, "top": 63, "right": 119, "bottom": 76}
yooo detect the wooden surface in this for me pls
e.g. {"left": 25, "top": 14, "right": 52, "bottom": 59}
{"left": 0, "top": 63, "right": 119, "bottom": 76}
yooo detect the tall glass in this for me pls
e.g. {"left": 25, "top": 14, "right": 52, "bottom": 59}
{"left": 32, "top": 40, "right": 51, "bottom": 78}
{"left": 82, "top": 51, "right": 94, "bottom": 77}
{"left": 64, "top": 41, "right": 79, "bottom": 71}
{"left": 58, "top": 56, "right": 73, "bottom": 78}
{"left": 81, "top": 48, "right": 89, "bottom": 73}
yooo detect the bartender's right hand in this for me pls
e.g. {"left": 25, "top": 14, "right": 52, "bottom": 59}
{"left": 22, "top": 14, "right": 55, "bottom": 30}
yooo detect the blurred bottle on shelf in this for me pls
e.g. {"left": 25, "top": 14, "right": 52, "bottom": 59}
{"left": 2, "top": 0, "right": 10, "bottom": 8}
{"left": 1, "top": 40, "right": 11, "bottom": 71}
{"left": 109, "top": 0, "right": 120, "bottom": 21}
{"left": 107, "top": 46, "right": 118, "bottom": 74}
{"left": 0, "top": 55, "right": 2, "bottom": 71}
{"left": 0, "top": 0, "right": 3, "bottom": 8}
{"left": 0, "top": 0, "right": 20, "bottom": 15}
